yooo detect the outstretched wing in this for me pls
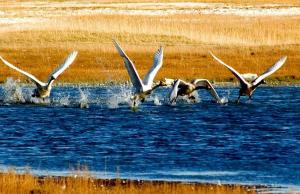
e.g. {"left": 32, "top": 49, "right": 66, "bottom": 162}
{"left": 113, "top": 40, "right": 144, "bottom": 92}
{"left": 193, "top": 79, "right": 221, "bottom": 103}
{"left": 143, "top": 46, "right": 164, "bottom": 87}
{"left": 210, "top": 52, "right": 250, "bottom": 88}
{"left": 169, "top": 79, "right": 186, "bottom": 103}
{"left": 0, "top": 56, "right": 46, "bottom": 87}
{"left": 49, "top": 51, "right": 78, "bottom": 83}
{"left": 252, "top": 56, "right": 287, "bottom": 86}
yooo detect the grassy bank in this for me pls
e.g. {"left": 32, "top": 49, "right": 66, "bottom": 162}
{"left": 0, "top": 1, "right": 299, "bottom": 84}
{"left": 0, "top": 171, "right": 258, "bottom": 194}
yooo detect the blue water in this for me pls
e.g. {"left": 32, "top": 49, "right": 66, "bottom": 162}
{"left": 0, "top": 82, "right": 299, "bottom": 187}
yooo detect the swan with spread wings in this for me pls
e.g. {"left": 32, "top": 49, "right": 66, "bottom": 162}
{"left": 210, "top": 52, "right": 287, "bottom": 103}
{"left": 113, "top": 40, "right": 166, "bottom": 106}
{"left": 165, "top": 78, "right": 222, "bottom": 104}
{"left": 0, "top": 51, "right": 78, "bottom": 100}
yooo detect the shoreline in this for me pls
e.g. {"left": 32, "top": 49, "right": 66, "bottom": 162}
{"left": 2, "top": 170, "right": 299, "bottom": 194}
{"left": 0, "top": 171, "right": 263, "bottom": 194}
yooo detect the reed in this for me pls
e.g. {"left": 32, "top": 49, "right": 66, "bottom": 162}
{"left": 0, "top": 2, "right": 299, "bottom": 84}
{"left": 0, "top": 171, "right": 257, "bottom": 194}
{"left": 4, "top": 0, "right": 300, "bottom": 5}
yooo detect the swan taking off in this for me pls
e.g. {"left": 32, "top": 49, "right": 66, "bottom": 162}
{"left": 113, "top": 40, "right": 165, "bottom": 106}
{"left": 167, "top": 78, "right": 222, "bottom": 104}
{"left": 210, "top": 52, "right": 287, "bottom": 102}
{"left": 0, "top": 51, "right": 78, "bottom": 100}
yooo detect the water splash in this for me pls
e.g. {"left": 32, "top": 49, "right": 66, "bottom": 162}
{"left": 78, "top": 88, "right": 89, "bottom": 108}
{"left": 2, "top": 78, "right": 26, "bottom": 103}
{"left": 219, "top": 97, "right": 229, "bottom": 104}
{"left": 106, "top": 85, "right": 132, "bottom": 108}
{"left": 153, "top": 96, "right": 162, "bottom": 106}
{"left": 30, "top": 97, "right": 50, "bottom": 104}
{"left": 58, "top": 95, "right": 70, "bottom": 107}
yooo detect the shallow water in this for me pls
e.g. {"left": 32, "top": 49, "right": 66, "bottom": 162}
{"left": 0, "top": 82, "right": 299, "bottom": 187}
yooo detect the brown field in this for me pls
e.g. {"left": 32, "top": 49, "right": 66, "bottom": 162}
{"left": 0, "top": 1, "right": 299, "bottom": 84}
{"left": 0, "top": 171, "right": 257, "bottom": 194}
{"left": 3, "top": 0, "right": 300, "bottom": 5}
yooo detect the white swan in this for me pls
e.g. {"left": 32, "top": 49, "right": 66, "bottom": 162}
{"left": 0, "top": 51, "right": 78, "bottom": 100}
{"left": 167, "top": 78, "right": 222, "bottom": 104}
{"left": 113, "top": 40, "right": 165, "bottom": 105}
{"left": 210, "top": 52, "right": 287, "bottom": 102}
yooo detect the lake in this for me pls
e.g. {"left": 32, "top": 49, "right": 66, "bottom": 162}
{"left": 0, "top": 80, "right": 299, "bottom": 188}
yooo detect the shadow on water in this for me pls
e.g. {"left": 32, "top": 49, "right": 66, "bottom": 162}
{"left": 0, "top": 78, "right": 299, "bottom": 189}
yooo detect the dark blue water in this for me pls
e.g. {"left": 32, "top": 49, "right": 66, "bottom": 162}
{"left": 0, "top": 84, "right": 299, "bottom": 187}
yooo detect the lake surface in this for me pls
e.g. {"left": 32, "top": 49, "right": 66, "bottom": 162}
{"left": 0, "top": 80, "right": 299, "bottom": 188}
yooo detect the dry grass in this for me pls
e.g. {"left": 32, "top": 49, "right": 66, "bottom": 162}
{"left": 4, "top": 0, "right": 300, "bottom": 5}
{"left": 0, "top": 2, "right": 299, "bottom": 84}
{"left": 0, "top": 171, "right": 257, "bottom": 194}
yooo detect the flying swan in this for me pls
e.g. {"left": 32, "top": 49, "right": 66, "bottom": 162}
{"left": 0, "top": 51, "right": 78, "bottom": 100}
{"left": 166, "top": 78, "right": 223, "bottom": 104}
{"left": 113, "top": 40, "right": 166, "bottom": 106}
{"left": 210, "top": 52, "right": 287, "bottom": 102}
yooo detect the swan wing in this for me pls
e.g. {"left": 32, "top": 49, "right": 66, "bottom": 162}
{"left": 193, "top": 79, "right": 221, "bottom": 102}
{"left": 143, "top": 46, "right": 164, "bottom": 87}
{"left": 48, "top": 51, "right": 78, "bottom": 83}
{"left": 169, "top": 79, "right": 183, "bottom": 103}
{"left": 113, "top": 40, "right": 144, "bottom": 92}
{"left": 0, "top": 56, "right": 46, "bottom": 87}
{"left": 252, "top": 56, "right": 287, "bottom": 86}
{"left": 210, "top": 52, "right": 249, "bottom": 87}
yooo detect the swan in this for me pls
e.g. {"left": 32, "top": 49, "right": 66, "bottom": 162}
{"left": 210, "top": 52, "right": 287, "bottom": 102}
{"left": 0, "top": 51, "right": 78, "bottom": 100}
{"left": 113, "top": 40, "right": 166, "bottom": 106}
{"left": 167, "top": 78, "right": 222, "bottom": 104}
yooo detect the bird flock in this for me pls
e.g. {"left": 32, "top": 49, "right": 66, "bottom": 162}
{"left": 0, "top": 40, "right": 287, "bottom": 106}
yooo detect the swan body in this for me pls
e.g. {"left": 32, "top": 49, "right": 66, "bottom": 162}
{"left": 168, "top": 78, "right": 222, "bottom": 104}
{"left": 0, "top": 51, "right": 78, "bottom": 99}
{"left": 210, "top": 52, "right": 287, "bottom": 102}
{"left": 113, "top": 40, "right": 164, "bottom": 104}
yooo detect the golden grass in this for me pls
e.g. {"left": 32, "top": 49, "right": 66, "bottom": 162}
{"left": 0, "top": 2, "right": 299, "bottom": 84}
{"left": 0, "top": 171, "right": 257, "bottom": 194}
{"left": 4, "top": 0, "right": 300, "bottom": 5}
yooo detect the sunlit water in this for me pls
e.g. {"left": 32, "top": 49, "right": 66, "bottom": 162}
{"left": 0, "top": 79, "right": 299, "bottom": 189}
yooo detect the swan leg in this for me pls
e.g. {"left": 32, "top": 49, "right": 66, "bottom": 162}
{"left": 236, "top": 95, "right": 241, "bottom": 104}
{"left": 131, "top": 95, "right": 140, "bottom": 107}
{"left": 133, "top": 100, "right": 136, "bottom": 107}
